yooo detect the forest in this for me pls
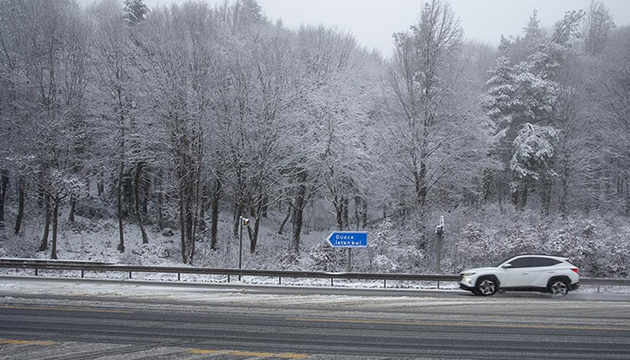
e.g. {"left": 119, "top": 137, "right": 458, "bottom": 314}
{"left": 1, "top": 0, "right": 629, "bottom": 278}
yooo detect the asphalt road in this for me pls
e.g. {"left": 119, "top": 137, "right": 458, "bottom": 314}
{"left": 1, "top": 277, "right": 629, "bottom": 359}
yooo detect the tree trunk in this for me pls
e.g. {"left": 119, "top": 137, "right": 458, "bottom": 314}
{"left": 413, "top": 161, "right": 428, "bottom": 208}
{"left": 541, "top": 176, "right": 553, "bottom": 216}
{"left": 68, "top": 196, "right": 76, "bottom": 222}
{"left": 179, "top": 188, "right": 187, "bottom": 264}
{"left": 353, "top": 196, "right": 368, "bottom": 230}
{"left": 14, "top": 176, "right": 25, "bottom": 235}
{"left": 250, "top": 199, "right": 263, "bottom": 253}
{"left": 233, "top": 200, "right": 243, "bottom": 238}
{"left": 519, "top": 182, "right": 528, "bottom": 210}
{"left": 156, "top": 170, "right": 164, "bottom": 230}
{"left": 186, "top": 178, "right": 197, "bottom": 264}
{"left": 97, "top": 171, "right": 104, "bottom": 197}
{"left": 361, "top": 197, "right": 368, "bottom": 229}
{"left": 354, "top": 196, "right": 360, "bottom": 230}
{"left": 559, "top": 154, "right": 570, "bottom": 218}
{"left": 335, "top": 196, "right": 344, "bottom": 231}
{"left": 342, "top": 197, "right": 349, "bottom": 229}
{"left": 291, "top": 170, "right": 307, "bottom": 255}
{"left": 278, "top": 202, "right": 292, "bottom": 235}
{"left": 210, "top": 177, "right": 221, "bottom": 251}
{"left": 199, "top": 183, "right": 207, "bottom": 233}
{"left": 134, "top": 162, "right": 149, "bottom": 244}
{"left": 185, "top": 198, "right": 194, "bottom": 264}
{"left": 51, "top": 198, "right": 59, "bottom": 259}
{"left": 117, "top": 159, "right": 125, "bottom": 252}
{"left": 0, "top": 170, "right": 8, "bottom": 230}
{"left": 262, "top": 195, "right": 268, "bottom": 218}
{"left": 142, "top": 175, "right": 149, "bottom": 214}
{"left": 39, "top": 195, "right": 51, "bottom": 251}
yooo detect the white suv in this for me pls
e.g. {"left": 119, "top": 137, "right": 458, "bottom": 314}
{"left": 459, "top": 255, "right": 580, "bottom": 296}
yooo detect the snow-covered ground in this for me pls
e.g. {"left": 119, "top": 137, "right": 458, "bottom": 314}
{"left": 2, "top": 202, "right": 630, "bottom": 295}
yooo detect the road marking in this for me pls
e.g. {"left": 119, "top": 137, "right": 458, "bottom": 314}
{"left": 230, "top": 350, "right": 278, "bottom": 357}
{"left": 275, "top": 354, "right": 309, "bottom": 359}
{"left": 189, "top": 349, "right": 223, "bottom": 354}
{"left": 0, "top": 305, "right": 132, "bottom": 314}
{"left": 287, "top": 317, "right": 630, "bottom": 332}
{"left": 189, "top": 349, "right": 308, "bottom": 358}
{"left": 0, "top": 339, "right": 56, "bottom": 346}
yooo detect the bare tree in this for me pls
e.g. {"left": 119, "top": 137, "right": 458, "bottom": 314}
{"left": 90, "top": 0, "right": 139, "bottom": 252}
{"left": 583, "top": 0, "right": 615, "bottom": 56}
{"left": 137, "top": 3, "right": 216, "bottom": 263}
{"left": 385, "top": 0, "right": 463, "bottom": 213}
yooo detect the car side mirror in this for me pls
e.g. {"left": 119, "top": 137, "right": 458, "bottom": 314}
{"left": 502, "top": 263, "right": 512, "bottom": 268}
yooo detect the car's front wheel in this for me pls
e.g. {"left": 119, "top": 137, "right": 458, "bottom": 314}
{"left": 548, "top": 278, "right": 569, "bottom": 297}
{"left": 475, "top": 277, "right": 498, "bottom": 296}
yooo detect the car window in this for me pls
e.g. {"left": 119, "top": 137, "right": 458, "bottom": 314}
{"left": 530, "top": 257, "right": 561, "bottom": 267}
{"left": 507, "top": 257, "right": 531, "bottom": 268}
{"left": 493, "top": 256, "right": 514, "bottom": 267}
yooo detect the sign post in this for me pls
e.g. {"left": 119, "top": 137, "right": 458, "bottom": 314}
{"left": 325, "top": 231, "right": 368, "bottom": 271}
{"left": 435, "top": 216, "right": 444, "bottom": 288}
{"left": 238, "top": 216, "right": 249, "bottom": 281}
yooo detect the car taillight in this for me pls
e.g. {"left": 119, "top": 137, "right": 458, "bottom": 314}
{"left": 571, "top": 268, "right": 579, "bottom": 274}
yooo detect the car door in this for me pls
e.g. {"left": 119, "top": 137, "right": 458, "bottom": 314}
{"left": 501, "top": 257, "right": 533, "bottom": 288}
{"left": 527, "top": 257, "right": 561, "bottom": 287}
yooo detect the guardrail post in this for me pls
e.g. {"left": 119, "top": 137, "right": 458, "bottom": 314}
{"left": 331, "top": 278, "right": 334, "bottom": 287}
{"left": 227, "top": 274, "right": 230, "bottom": 283}
{"left": 81, "top": 270, "right": 84, "bottom": 278}
{"left": 384, "top": 279, "right": 386, "bottom": 288}
{"left": 35, "top": 268, "right": 38, "bottom": 276}
{"left": 279, "top": 277, "right": 282, "bottom": 285}
{"left": 178, "top": 273, "right": 181, "bottom": 281}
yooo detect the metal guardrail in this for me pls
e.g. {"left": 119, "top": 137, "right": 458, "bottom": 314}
{"left": 1, "top": 258, "right": 628, "bottom": 288}
{"left": 0, "top": 258, "right": 458, "bottom": 287}
{"left": 580, "top": 278, "right": 630, "bottom": 286}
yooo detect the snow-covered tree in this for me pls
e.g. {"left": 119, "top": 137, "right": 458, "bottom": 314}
{"left": 582, "top": 1, "right": 615, "bottom": 56}
{"left": 384, "top": 0, "right": 463, "bottom": 216}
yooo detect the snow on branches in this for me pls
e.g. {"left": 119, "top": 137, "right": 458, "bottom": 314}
{"left": 510, "top": 123, "right": 559, "bottom": 181}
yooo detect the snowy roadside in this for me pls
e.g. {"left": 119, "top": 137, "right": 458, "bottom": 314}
{"left": 0, "top": 267, "right": 460, "bottom": 291}
{"left": 2, "top": 267, "right": 630, "bottom": 295}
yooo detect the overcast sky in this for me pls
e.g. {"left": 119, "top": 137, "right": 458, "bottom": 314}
{"left": 134, "top": 0, "right": 630, "bottom": 57}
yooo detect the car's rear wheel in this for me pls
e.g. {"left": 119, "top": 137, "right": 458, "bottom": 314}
{"left": 475, "top": 277, "right": 498, "bottom": 296}
{"left": 549, "top": 278, "right": 569, "bottom": 297}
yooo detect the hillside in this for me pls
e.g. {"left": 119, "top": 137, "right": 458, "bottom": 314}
{"left": 2, "top": 197, "right": 629, "bottom": 281}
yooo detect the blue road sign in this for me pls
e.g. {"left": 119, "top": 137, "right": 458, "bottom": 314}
{"left": 326, "top": 231, "right": 368, "bottom": 248}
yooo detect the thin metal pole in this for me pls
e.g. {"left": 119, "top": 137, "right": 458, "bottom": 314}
{"left": 129, "top": 271, "right": 132, "bottom": 279}
{"left": 347, "top": 249, "right": 352, "bottom": 272}
{"left": 384, "top": 279, "right": 386, "bottom": 288}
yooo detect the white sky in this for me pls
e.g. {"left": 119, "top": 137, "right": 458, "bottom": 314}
{"left": 98, "top": 0, "right": 630, "bottom": 57}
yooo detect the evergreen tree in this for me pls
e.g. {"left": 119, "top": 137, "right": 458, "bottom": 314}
{"left": 124, "top": 0, "right": 148, "bottom": 24}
